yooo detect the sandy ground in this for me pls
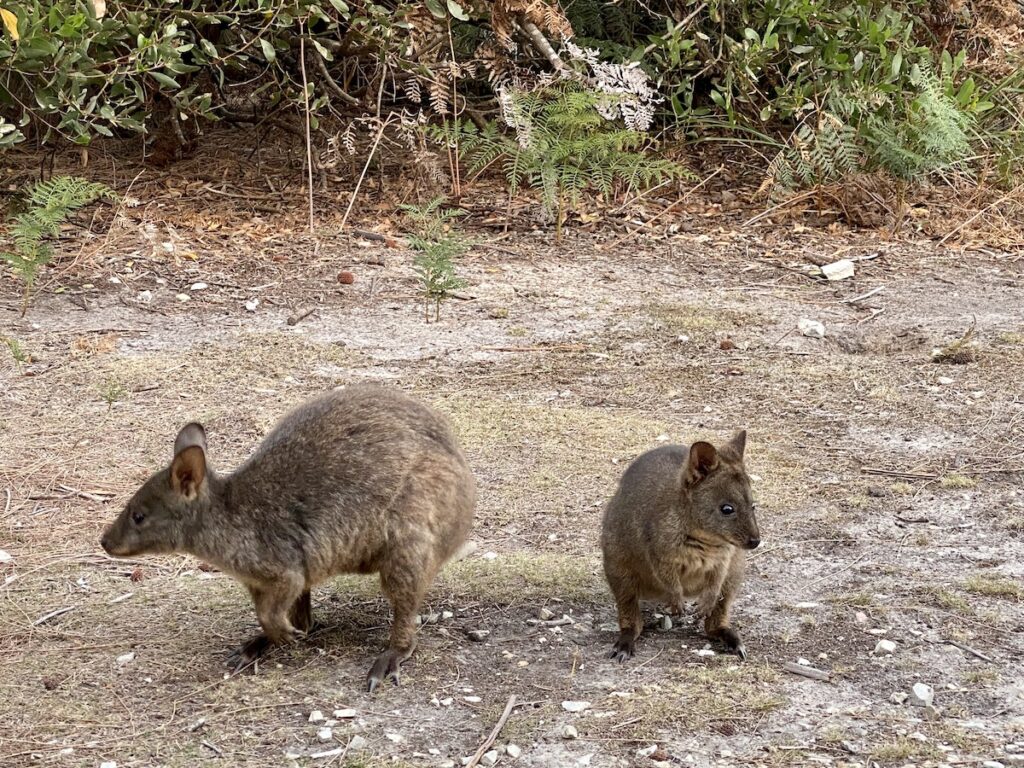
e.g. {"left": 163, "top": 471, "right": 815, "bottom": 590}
{"left": 1, "top": 142, "right": 1023, "bottom": 768}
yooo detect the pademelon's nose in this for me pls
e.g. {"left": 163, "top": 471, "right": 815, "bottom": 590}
{"left": 747, "top": 537, "right": 761, "bottom": 549}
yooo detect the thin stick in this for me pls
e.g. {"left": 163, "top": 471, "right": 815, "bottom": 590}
{"left": 843, "top": 286, "right": 884, "bottom": 304}
{"left": 861, "top": 467, "right": 939, "bottom": 480}
{"left": 299, "top": 24, "right": 315, "bottom": 234}
{"left": 33, "top": 606, "right": 76, "bottom": 626}
{"left": 340, "top": 120, "right": 387, "bottom": 230}
{"left": 742, "top": 189, "right": 818, "bottom": 227}
{"left": 2, "top": 487, "right": 10, "bottom": 519}
{"left": 465, "top": 695, "right": 517, "bottom": 768}
{"left": 929, "top": 638, "right": 995, "bottom": 664}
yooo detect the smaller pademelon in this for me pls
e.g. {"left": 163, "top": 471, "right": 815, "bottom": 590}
{"left": 600, "top": 431, "right": 760, "bottom": 661}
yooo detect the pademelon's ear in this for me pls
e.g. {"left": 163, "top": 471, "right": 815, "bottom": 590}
{"left": 170, "top": 423, "right": 207, "bottom": 499}
{"left": 174, "top": 422, "right": 207, "bottom": 457}
{"left": 725, "top": 429, "right": 747, "bottom": 459}
{"left": 685, "top": 441, "right": 720, "bottom": 485}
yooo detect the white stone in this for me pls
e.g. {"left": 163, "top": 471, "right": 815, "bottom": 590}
{"left": 561, "top": 701, "right": 591, "bottom": 713}
{"left": 799, "top": 318, "right": 826, "bottom": 338}
{"left": 539, "top": 607, "right": 555, "bottom": 621}
{"left": 464, "top": 696, "right": 482, "bottom": 704}
{"left": 0, "top": 550, "right": 11, "bottom": 564}
{"left": 440, "top": 697, "right": 453, "bottom": 707}
{"left": 637, "top": 745, "right": 658, "bottom": 758}
{"left": 910, "top": 683, "right": 935, "bottom": 707}
{"left": 561, "top": 725, "right": 579, "bottom": 740}
{"left": 317, "top": 727, "right": 333, "bottom": 742}
{"left": 244, "top": 298, "right": 259, "bottom": 312}
{"left": 442, "top": 611, "right": 454, "bottom": 620}
{"left": 429, "top": 748, "right": 441, "bottom": 756}
{"left": 116, "top": 652, "right": 135, "bottom": 665}
{"left": 854, "top": 611, "right": 868, "bottom": 624}
{"left": 100, "top": 763, "right": 117, "bottom": 768}
{"left": 332, "top": 709, "right": 356, "bottom": 719}
{"left": 658, "top": 615, "right": 673, "bottom": 631}
{"left": 821, "top": 259, "right": 855, "bottom": 281}
{"left": 176, "top": 293, "right": 190, "bottom": 302}
{"left": 938, "top": 376, "right": 954, "bottom": 385}
{"left": 506, "top": 744, "right": 522, "bottom": 759}
{"left": 385, "top": 732, "right": 403, "bottom": 744}
{"left": 983, "top": 762, "right": 1005, "bottom": 768}
{"left": 190, "top": 282, "right": 208, "bottom": 291}
{"left": 309, "top": 710, "right": 325, "bottom": 723}
{"left": 694, "top": 648, "right": 716, "bottom": 657}
{"left": 348, "top": 735, "right": 368, "bottom": 750}
{"left": 483, "top": 552, "right": 498, "bottom": 561}
{"left": 874, "top": 639, "right": 897, "bottom": 655}
{"left": 481, "top": 750, "right": 499, "bottom": 767}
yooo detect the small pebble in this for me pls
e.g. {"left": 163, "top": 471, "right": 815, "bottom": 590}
{"left": 658, "top": 615, "right": 673, "bottom": 631}
{"left": 874, "top": 639, "right": 897, "bottom": 655}
{"left": 317, "top": 727, "right": 333, "bottom": 742}
{"left": 538, "top": 607, "right": 555, "bottom": 621}
{"left": 938, "top": 376, "right": 954, "bottom": 385}
{"left": 506, "top": 744, "right": 522, "bottom": 759}
{"left": 464, "top": 696, "right": 482, "bottom": 704}
{"left": 100, "top": 763, "right": 117, "bottom": 768}
{"left": 854, "top": 611, "right": 869, "bottom": 624}
{"left": 440, "top": 697, "right": 453, "bottom": 706}
{"left": 983, "top": 762, "right": 1005, "bottom": 768}
{"left": 442, "top": 611, "right": 454, "bottom": 620}
{"left": 561, "top": 725, "right": 579, "bottom": 740}
{"left": 333, "top": 709, "right": 356, "bottom": 719}
{"left": 348, "top": 735, "right": 368, "bottom": 751}
{"left": 481, "top": 751, "right": 499, "bottom": 767}
{"left": 308, "top": 710, "right": 324, "bottom": 723}
{"left": 385, "top": 732, "right": 403, "bottom": 744}
{"left": 467, "top": 630, "right": 490, "bottom": 642}
{"left": 116, "top": 652, "right": 135, "bottom": 665}
{"left": 636, "top": 745, "right": 658, "bottom": 758}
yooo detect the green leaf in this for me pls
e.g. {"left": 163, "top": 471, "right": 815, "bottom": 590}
{"left": 149, "top": 71, "right": 179, "bottom": 89}
{"left": 891, "top": 50, "right": 903, "bottom": 78}
{"left": 425, "top": 0, "right": 445, "bottom": 19}
{"left": 312, "top": 38, "right": 332, "bottom": 61}
{"left": 447, "top": 1, "right": 469, "bottom": 21}
{"left": 327, "top": 0, "right": 350, "bottom": 13}
{"left": 259, "top": 38, "right": 276, "bottom": 63}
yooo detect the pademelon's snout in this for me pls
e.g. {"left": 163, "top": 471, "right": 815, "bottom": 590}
{"left": 745, "top": 536, "right": 761, "bottom": 550}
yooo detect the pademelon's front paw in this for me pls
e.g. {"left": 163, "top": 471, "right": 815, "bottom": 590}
{"left": 710, "top": 626, "right": 747, "bottom": 660}
{"left": 366, "top": 649, "right": 404, "bottom": 693}
{"left": 227, "top": 634, "right": 271, "bottom": 673}
{"left": 608, "top": 633, "right": 636, "bottom": 663}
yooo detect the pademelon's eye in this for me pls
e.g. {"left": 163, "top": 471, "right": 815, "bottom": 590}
{"left": 720, "top": 504, "right": 736, "bottom": 516}
{"left": 131, "top": 509, "right": 145, "bottom": 525}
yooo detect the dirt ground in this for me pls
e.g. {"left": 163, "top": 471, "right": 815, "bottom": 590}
{"left": 1, "top": 135, "right": 1023, "bottom": 768}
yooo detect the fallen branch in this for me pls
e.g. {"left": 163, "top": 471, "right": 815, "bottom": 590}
{"left": 783, "top": 662, "right": 830, "bottom": 681}
{"left": 465, "top": 694, "right": 517, "bottom": 768}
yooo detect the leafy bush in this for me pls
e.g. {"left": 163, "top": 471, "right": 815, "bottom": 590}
{"left": 0, "top": 175, "right": 116, "bottom": 312}
{"left": 0, "top": 0, "right": 477, "bottom": 148}
{"left": 431, "top": 42, "right": 690, "bottom": 238}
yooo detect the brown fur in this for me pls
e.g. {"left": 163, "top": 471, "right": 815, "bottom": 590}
{"left": 600, "top": 431, "right": 760, "bottom": 662}
{"left": 101, "top": 384, "right": 476, "bottom": 691}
